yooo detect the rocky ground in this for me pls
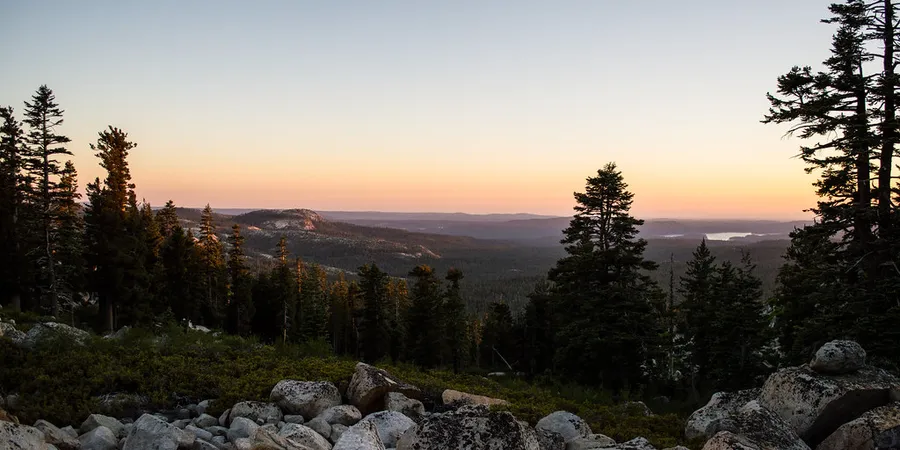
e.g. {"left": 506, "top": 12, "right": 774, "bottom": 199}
{"left": 0, "top": 352, "right": 684, "bottom": 450}
{"left": 685, "top": 339, "right": 900, "bottom": 450}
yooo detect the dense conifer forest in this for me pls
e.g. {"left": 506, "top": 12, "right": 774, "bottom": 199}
{"left": 2, "top": 0, "right": 900, "bottom": 408}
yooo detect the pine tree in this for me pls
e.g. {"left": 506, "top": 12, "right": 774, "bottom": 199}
{"left": 328, "top": 273, "right": 353, "bottom": 354}
{"left": 406, "top": 265, "right": 443, "bottom": 368}
{"left": 547, "top": 163, "right": 662, "bottom": 389}
{"left": 443, "top": 268, "right": 468, "bottom": 373}
{"left": 157, "top": 200, "right": 179, "bottom": 238}
{"left": 480, "top": 301, "right": 515, "bottom": 370}
{"left": 271, "top": 236, "right": 297, "bottom": 342}
{"left": 197, "top": 204, "right": 226, "bottom": 326}
{"left": 22, "top": 85, "right": 72, "bottom": 315}
{"left": 358, "top": 264, "right": 391, "bottom": 363}
{"left": 84, "top": 127, "right": 138, "bottom": 331}
{"left": 226, "top": 224, "right": 254, "bottom": 336}
{"left": 522, "top": 279, "right": 555, "bottom": 375}
{"left": 54, "top": 161, "right": 85, "bottom": 319}
{"left": 161, "top": 225, "right": 200, "bottom": 325}
{"left": 763, "top": 1, "right": 900, "bottom": 363}
{"left": 297, "top": 262, "right": 330, "bottom": 341}
{"left": 678, "top": 239, "right": 718, "bottom": 395}
{"left": 0, "top": 106, "right": 29, "bottom": 310}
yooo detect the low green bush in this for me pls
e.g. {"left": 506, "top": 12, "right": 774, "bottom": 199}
{"left": 0, "top": 326, "right": 693, "bottom": 448}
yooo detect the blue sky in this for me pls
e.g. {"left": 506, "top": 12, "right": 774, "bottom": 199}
{"left": 1, "top": 1, "right": 834, "bottom": 218}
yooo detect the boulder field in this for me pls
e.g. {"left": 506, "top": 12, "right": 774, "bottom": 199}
{"left": 0, "top": 360, "right": 684, "bottom": 450}
{"left": 686, "top": 339, "right": 900, "bottom": 450}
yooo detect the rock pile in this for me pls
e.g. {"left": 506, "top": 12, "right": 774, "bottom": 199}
{"left": 686, "top": 339, "right": 900, "bottom": 450}
{"left": 0, "top": 357, "right": 682, "bottom": 450}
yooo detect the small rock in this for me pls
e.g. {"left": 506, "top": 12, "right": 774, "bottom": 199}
{"left": 615, "top": 437, "right": 655, "bottom": 450}
{"left": 330, "top": 424, "right": 348, "bottom": 444}
{"left": 359, "top": 411, "right": 416, "bottom": 448}
{"left": 279, "top": 423, "right": 333, "bottom": 450}
{"left": 685, "top": 389, "right": 760, "bottom": 441}
{"left": 284, "top": 415, "right": 305, "bottom": 425}
{"left": 227, "top": 417, "right": 259, "bottom": 443}
{"left": 385, "top": 393, "right": 425, "bottom": 420}
{"left": 173, "top": 419, "right": 191, "bottom": 429}
{"left": 440, "top": 389, "right": 508, "bottom": 408}
{"left": 317, "top": 405, "right": 362, "bottom": 426}
{"left": 536, "top": 427, "right": 565, "bottom": 450}
{"left": 218, "top": 409, "right": 230, "bottom": 427}
{"left": 186, "top": 424, "right": 213, "bottom": 442}
{"left": 566, "top": 433, "right": 616, "bottom": 449}
{"left": 80, "top": 414, "right": 125, "bottom": 439}
{"left": 34, "top": 419, "right": 79, "bottom": 450}
{"left": 61, "top": 425, "right": 78, "bottom": 439}
{"left": 123, "top": 414, "right": 194, "bottom": 450}
{"left": 194, "top": 438, "right": 218, "bottom": 450}
{"left": 536, "top": 411, "right": 592, "bottom": 443}
{"left": 308, "top": 417, "right": 332, "bottom": 439}
{"left": 348, "top": 363, "right": 422, "bottom": 415}
{"left": 334, "top": 420, "right": 386, "bottom": 450}
{"left": 229, "top": 401, "right": 283, "bottom": 425}
{"left": 80, "top": 425, "right": 118, "bottom": 450}
{"left": 810, "top": 340, "right": 866, "bottom": 375}
{"left": 205, "top": 425, "right": 228, "bottom": 437}
{"left": 194, "top": 414, "right": 218, "bottom": 428}
{"left": 232, "top": 437, "right": 252, "bottom": 450}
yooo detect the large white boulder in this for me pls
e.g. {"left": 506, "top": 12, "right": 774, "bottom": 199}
{"left": 347, "top": 363, "right": 422, "bottom": 414}
{"left": 397, "top": 405, "right": 540, "bottom": 450}
{"left": 685, "top": 389, "right": 760, "bottom": 440}
{"left": 758, "top": 365, "right": 900, "bottom": 446}
{"left": 229, "top": 400, "right": 283, "bottom": 425}
{"left": 535, "top": 411, "right": 592, "bottom": 443}
{"left": 817, "top": 401, "right": 900, "bottom": 450}
{"left": 279, "top": 423, "right": 333, "bottom": 450}
{"left": 359, "top": 411, "right": 416, "bottom": 447}
{"left": 123, "top": 414, "right": 193, "bottom": 450}
{"left": 270, "top": 380, "right": 342, "bottom": 420}
{"left": 810, "top": 340, "right": 866, "bottom": 375}
{"left": 333, "top": 420, "right": 386, "bottom": 450}
{"left": 0, "top": 421, "right": 48, "bottom": 449}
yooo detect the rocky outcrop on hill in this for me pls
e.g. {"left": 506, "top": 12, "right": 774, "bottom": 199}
{"left": 687, "top": 340, "right": 900, "bottom": 450}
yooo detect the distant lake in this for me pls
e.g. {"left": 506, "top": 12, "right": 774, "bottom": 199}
{"left": 705, "top": 232, "right": 752, "bottom": 241}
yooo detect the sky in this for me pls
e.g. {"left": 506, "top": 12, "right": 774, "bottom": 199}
{"left": 1, "top": 1, "right": 837, "bottom": 219}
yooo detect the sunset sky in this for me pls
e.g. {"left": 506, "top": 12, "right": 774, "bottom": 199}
{"left": 2, "top": 1, "right": 834, "bottom": 219}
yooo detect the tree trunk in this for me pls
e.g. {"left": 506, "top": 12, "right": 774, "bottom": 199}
{"left": 879, "top": 0, "right": 897, "bottom": 246}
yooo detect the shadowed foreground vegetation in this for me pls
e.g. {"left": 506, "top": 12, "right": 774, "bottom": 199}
{"left": 0, "top": 319, "right": 695, "bottom": 448}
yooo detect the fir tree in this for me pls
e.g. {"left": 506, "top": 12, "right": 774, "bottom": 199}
{"left": 0, "top": 106, "right": 28, "bottom": 310}
{"left": 161, "top": 225, "right": 200, "bottom": 325}
{"left": 358, "top": 264, "right": 391, "bottom": 363}
{"left": 678, "top": 239, "right": 718, "bottom": 395}
{"left": 522, "top": 279, "right": 555, "bottom": 375}
{"left": 83, "top": 127, "right": 137, "bottom": 331}
{"left": 443, "top": 268, "right": 468, "bottom": 373}
{"left": 226, "top": 223, "right": 254, "bottom": 336}
{"left": 197, "top": 204, "right": 226, "bottom": 326}
{"left": 480, "top": 301, "right": 515, "bottom": 370}
{"left": 406, "top": 265, "right": 443, "bottom": 368}
{"left": 297, "top": 262, "right": 330, "bottom": 341}
{"left": 54, "top": 161, "right": 85, "bottom": 319}
{"left": 157, "top": 200, "right": 179, "bottom": 238}
{"left": 547, "top": 163, "right": 662, "bottom": 389}
{"left": 22, "top": 85, "right": 72, "bottom": 315}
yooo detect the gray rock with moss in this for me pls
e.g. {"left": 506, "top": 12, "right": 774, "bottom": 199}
{"left": 684, "top": 389, "right": 760, "bottom": 440}
{"left": 359, "top": 411, "right": 416, "bottom": 447}
{"left": 535, "top": 411, "right": 592, "bottom": 443}
{"left": 817, "top": 401, "right": 900, "bottom": 450}
{"left": 0, "top": 421, "right": 47, "bottom": 449}
{"left": 279, "top": 423, "right": 333, "bottom": 450}
{"left": 348, "top": 362, "right": 422, "bottom": 415}
{"left": 270, "top": 380, "right": 342, "bottom": 420}
{"left": 22, "top": 322, "right": 90, "bottom": 349}
{"left": 810, "top": 340, "right": 866, "bottom": 375}
{"left": 123, "top": 414, "right": 193, "bottom": 450}
{"left": 80, "top": 425, "right": 118, "bottom": 450}
{"left": 80, "top": 414, "right": 125, "bottom": 438}
{"left": 34, "top": 419, "right": 79, "bottom": 450}
{"left": 334, "top": 420, "right": 386, "bottom": 450}
{"left": 758, "top": 364, "right": 900, "bottom": 446}
{"left": 397, "top": 405, "right": 540, "bottom": 450}
{"left": 317, "top": 404, "right": 362, "bottom": 426}
{"left": 228, "top": 401, "right": 283, "bottom": 425}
